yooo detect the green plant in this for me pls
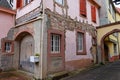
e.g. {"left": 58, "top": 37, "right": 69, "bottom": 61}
{"left": 35, "top": 53, "right": 40, "bottom": 56}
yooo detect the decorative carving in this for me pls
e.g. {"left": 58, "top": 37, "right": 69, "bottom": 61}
{"left": 45, "top": 8, "right": 97, "bottom": 37}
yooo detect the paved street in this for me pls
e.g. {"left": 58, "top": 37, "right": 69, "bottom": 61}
{"left": 0, "top": 71, "right": 32, "bottom": 80}
{"left": 63, "top": 61, "right": 120, "bottom": 80}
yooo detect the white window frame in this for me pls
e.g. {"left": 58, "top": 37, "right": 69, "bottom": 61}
{"left": 23, "top": 0, "right": 33, "bottom": 6}
{"left": 51, "top": 34, "right": 61, "bottom": 53}
{"left": 77, "top": 32, "right": 83, "bottom": 52}
{"left": 55, "top": 0, "right": 64, "bottom": 5}
{"left": 5, "top": 42, "right": 12, "bottom": 53}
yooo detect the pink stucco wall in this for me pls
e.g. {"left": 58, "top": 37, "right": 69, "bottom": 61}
{"left": 45, "top": 0, "right": 100, "bottom": 27}
{"left": 16, "top": 0, "right": 41, "bottom": 19}
{"left": 0, "top": 11, "right": 15, "bottom": 48}
{"left": 46, "top": 0, "right": 99, "bottom": 62}
{"left": 65, "top": 30, "right": 93, "bottom": 61}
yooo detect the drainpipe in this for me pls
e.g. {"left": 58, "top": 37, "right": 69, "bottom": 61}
{"left": 40, "top": 0, "right": 45, "bottom": 79}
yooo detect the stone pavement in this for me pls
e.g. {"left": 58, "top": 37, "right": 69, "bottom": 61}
{"left": 0, "top": 71, "right": 32, "bottom": 80}
{"left": 63, "top": 61, "right": 120, "bottom": 80}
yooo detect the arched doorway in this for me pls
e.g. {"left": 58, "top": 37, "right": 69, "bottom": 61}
{"left": 15, "top": 31, "right": 34, "bottom": 73}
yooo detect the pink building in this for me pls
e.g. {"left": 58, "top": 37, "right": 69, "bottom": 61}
{"left": 1, "top": 0, "right": 100, "bottom": 79}
{"left": 0, "top": 7, "right": 15, "bottom": 49}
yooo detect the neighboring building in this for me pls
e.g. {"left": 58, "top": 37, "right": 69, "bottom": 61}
{"left": 0, "top": 0, "right": 100, "bottom": 79}
{"left": 0, "top": 0, "right": 15, "bottom": 72}
{"left": 103, "top": 33, "right": 119, "bottom": 62}
{"left": 96, "top": 0, "right": 120, "bottom": 63}
{"left": 116, "top": 7, "right": 120, "bottom": 21}
{"left": 97, "top": 0, "right": 119, "bottom": 25}
{"left": 7, "top": 0, "right": 16, "bottom": 9}
{"left": 97, "top": 22, "right": 120, "bottom": 63}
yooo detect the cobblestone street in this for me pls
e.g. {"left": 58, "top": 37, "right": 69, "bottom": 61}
{"left": 63, "top": 61, "right": 120, "bottom": 80}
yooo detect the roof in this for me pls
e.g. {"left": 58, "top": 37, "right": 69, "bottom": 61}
{"left": 0, "top": 0, "right": 12, "bottom": 9}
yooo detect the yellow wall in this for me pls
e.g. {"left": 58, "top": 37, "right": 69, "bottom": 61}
{"left": 118, "top": 33, "right": 120, "bottom": 54}
{"left": 97, "top": 24, "right": 120, "bottom": 45}
{"left": 116, "top": 13, "right": 120, "bottom": 21}
{"left": 106, "top": 0, "right": 116, "bottom": 23}
{"left": 106, "top": 42, "right": 114, "bottom": 57}
{"left": 109, "top": 35, "right": 117, "bottom": 41}
{"left": 107, "top": 11, "right": 116, "bottom": 23}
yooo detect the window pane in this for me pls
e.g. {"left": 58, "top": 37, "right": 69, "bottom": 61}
{"left": 78, "top": 33, "right": 83, "bottom": 51}
{"left": 55, "top": 0, "right": 64, "bottom": 5}
{"left": 51, "top": 34, "right": 61, "bottom": 53}
{"left": 5, "top": 42, "right": 11, "bottom": 52}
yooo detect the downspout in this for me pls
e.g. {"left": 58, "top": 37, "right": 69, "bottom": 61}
{"left": 40, "top": 0, "right": 45, "bottom": 79}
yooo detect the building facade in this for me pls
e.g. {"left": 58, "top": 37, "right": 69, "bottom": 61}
{"left": 0, "top": 0, "right": 15, "bottom": 71}
{"left": 0, "top": 0, "right": 100, "bottom": 79}
{"left": 96, "top": 0, "right": 120, "bottom": 63}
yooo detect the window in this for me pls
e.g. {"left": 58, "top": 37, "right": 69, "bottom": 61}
{"left": 10, "top": 0, "right": 13, "bottom": 7}
{"left": 48, "top": 29, "right": 64, "bottom": 55}
{"left": 78, "top": 33, "right": 83, "bottom": 51}
{"left": 16, "top": 0, "right": 33, "bottom": 8}
{"left": 5, "top": 42, "right": 12, "bottom": 53}
{"left": 55, "top": 0, "right": 64, "bottom": 5}
{"left": 51, "top": 34, "right": 61, "bottom": 53}
{"left": 23, "top": 0, "right": 33, "bottom": 6}
{"left": 77, "top": 31, "right": 86, "bottom": 55}
{"left": 2, "top": 40, "right": 14, "bottom": 53}
{"left": 91, "top": 5, "right": 96, "bottom": 23}
{"left": 80, "top": 0, "right": 86, "bottom": 17}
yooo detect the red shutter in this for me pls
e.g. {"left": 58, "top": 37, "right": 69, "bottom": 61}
{"left": 91, "top": 5, "right": 96, "bottom": 23}
{"left": 17, "top": 0, "right": 22, "bottom": 8}
{"left": 80, "top": 0, "right": 86, "bottom": 17}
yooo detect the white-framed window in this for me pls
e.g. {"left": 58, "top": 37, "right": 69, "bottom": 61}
{"left": 5, "top": 42, "right": 12, "bottom": 53}
{"left": 23, "top": 0, "right": 33, "bottom": 6}
{"left": 55, "top": 0, "right": 64, "bottom": 5}
{"left": 77, "top": 32, "right": 83, "bottom": 52}
{"left": 51, "top": 34, "right": 61, "bottom": 53}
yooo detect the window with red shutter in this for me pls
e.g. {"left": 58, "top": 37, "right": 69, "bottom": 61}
{"left": 80, "top": 0, "right": 87, "bottom": 17}
{"left": 91, "top": 5, "right": 96, "bottom": 23}
{"left": 17, "top": 0, "right": 22, "bottom": 8}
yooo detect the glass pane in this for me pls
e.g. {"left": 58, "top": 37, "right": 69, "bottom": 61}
{"left": 55, "top": 0, "right": 64, "bottom": 5}
{"left": 78, "top": 33, "right": 83, "bottom": 51}
{"left": 51, "top": 34, "right": 61, "bottom": 53}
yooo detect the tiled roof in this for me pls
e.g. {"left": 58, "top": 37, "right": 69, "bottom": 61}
{"left": 116, "top": 7, "right": 120, "bottom": 14}
{"left": 0, "top": 0, "right": 12, "bottom": 9}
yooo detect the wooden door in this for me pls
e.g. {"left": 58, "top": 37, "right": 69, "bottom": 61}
{"left": 19, "top": 35, "right": 34, "bottom": 73}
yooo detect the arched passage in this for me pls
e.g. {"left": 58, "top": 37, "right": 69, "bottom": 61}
{"left": 97, "top": 22, "right": 120, "bottom": 63}
{"left": 101, "top": 29, "right": 120, "bottom": 62}
{"left": 14, "top": 31, "right": 34, "bottom": 73}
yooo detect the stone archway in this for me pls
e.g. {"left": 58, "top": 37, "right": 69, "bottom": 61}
{"left": 97, "top": 22, "right": 120, "bottom": 63}
{"left": 14, "top": 31, "right": 34, "bottom": 73}
{"left": 100, "top": 29, "right": 120, "bottom": 62}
